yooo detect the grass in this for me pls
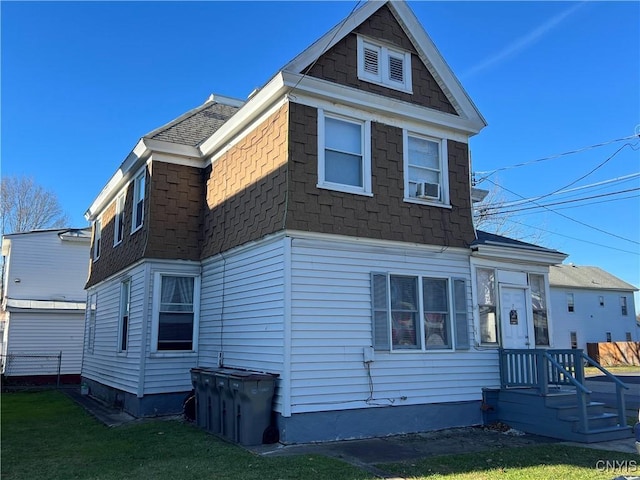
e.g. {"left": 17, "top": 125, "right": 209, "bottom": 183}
{"left": 1, "top": 391, "right": 370, "bottom": 480}
{"left": 585, "top": 365, "right": 639, "bottom": 376}
{"left": 378, "top": 445, "right": 640, "bottom": 480}
{"left": 2, "top": 390, "right": 638, "bottom": 480}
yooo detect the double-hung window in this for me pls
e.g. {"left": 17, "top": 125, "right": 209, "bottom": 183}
{"left": 620, "top": 296, "right": 628, "bottom": 316}
{"left": 567, "top": 293, "right": 575, "bottom": 312}
{"left": 318, "top": 110, "right": 371, "bottom": 195}
{"left": 357, "top": 36, "right": 412, "bottom": 93}
{"left": 114, "top": 194, "right": 125, "bottom": 246}
{"left": 153, "top": 274, "right": 200, "bottom": 352}
{"left": 372, "top": 273, "right": 469, "bottom": 351}
{"left": 93, "top": 218, "right": 102, "bottom": 261}
{"left": 118, "top": 279, "right": 130, "bottom": 352}
{"left": 404, "top": 132, "right": 447, "bottom": 204}
{"left": 132, "top": 170, "right": 145, "bottom": 232}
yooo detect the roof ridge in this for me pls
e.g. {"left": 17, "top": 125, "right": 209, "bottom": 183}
{"left": 143, "top": 94, "right": 244, "bottom": 141}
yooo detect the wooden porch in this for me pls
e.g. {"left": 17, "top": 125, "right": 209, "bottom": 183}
{"left": 482, "top": 349, "right": 633, "bottom": 443}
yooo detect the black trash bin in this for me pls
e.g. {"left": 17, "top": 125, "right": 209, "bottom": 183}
{"left": 190, "top": 368, "right": 208, "bottom": 430}
{"left": 200, "top": 369, "right": 218, "bottom": 433}
{"left": 227, "top": 370, "right": 277, "bottom": 446}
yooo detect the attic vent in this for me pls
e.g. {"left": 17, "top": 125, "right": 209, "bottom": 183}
{"left": 357, "top": 36, "right": 412, "bottom": 94}
{"left": 389, "top": 55, "right": 404, "bottom": 83}
{"left": 364, "top": 47, "right": 379, "bottom": 75}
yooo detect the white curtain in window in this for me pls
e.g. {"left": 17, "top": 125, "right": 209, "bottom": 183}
{"left": 161, "top": 276, "right": 194, "bottom": 311}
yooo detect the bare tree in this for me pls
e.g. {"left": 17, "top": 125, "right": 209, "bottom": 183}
{"left": 473, "top": 182, "right": 547, "bottom": 245}
{"left": 0, "top": 176, "right": 70, "bottom": 234}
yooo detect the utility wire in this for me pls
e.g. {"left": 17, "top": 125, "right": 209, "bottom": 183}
{"left": 506, "top": 193, "right": 640, "bottom": 217}
{"left": 503, "top": 218, "right": 640, "bottom": 256}
{"left": 483, "top": 177, "right": 640, "bottom": 245}
{"left": 480, "top": 172, "right": 640, "bottom": 211}
{"left": 474, "top": 134, "right": 640, "bottom": 181}
{"left": 480, "top": 187, "right": 640, "bottom": 216}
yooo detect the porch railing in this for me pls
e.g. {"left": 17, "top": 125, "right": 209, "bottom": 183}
{"left": 499, "top": 349, "right": 629, "bottom": 432}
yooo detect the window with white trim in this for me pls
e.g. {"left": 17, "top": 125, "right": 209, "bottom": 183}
{"left": 476, "top": 268, "right": 498, "bottom": 345}
{"left": 114, "top": 193, "right": 125, "bottom": 246}
{"left": 132, "top": 170, "right": 145, "bottom": 232}
{"left": 93, "top": 218, "right": 102, "bottom": 261}
{"left": 371, "top": 273, "right": 469, "bottom": 351}
{"left": 529, "top": 273, "right": 549, "bottom": 346}
{"left": 404, "top": 131, "right": 447, "bottom": 204}
{"left": 152, "top": 274, "right": 200, "bottom": 352}
{"left": 620, "top": 296, "right": 628, "bottom": 316}
{"left": 318, "top": 110, "right": 371, "bottom": 195}
{"left": 87, "top": 293, "right": 97, "bottom": 354}
{"left": 357, "top": 36, "right": 412, "bottom": 93}
{"left": 118, "top": 279, "right": 130, "bottom": 352}
{"left": 567, "top": 293, "right": 575, "bottom": 312}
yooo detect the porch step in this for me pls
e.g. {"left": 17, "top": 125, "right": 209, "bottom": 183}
{"left": 482, "top": 387, "right": 633, "bottom": 443}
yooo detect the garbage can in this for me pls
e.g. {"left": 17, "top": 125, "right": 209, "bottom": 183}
{"left": 227, "top": 370, "right": 277, "bottom": 446}
{"left": 200, "top": 369, "right": 218, "bottom": 433}
{"left": 215, "top": 368, "right": 235, "bottom": 440}
{"left": 190, "top": 368, "right": 208, "bottom": 430}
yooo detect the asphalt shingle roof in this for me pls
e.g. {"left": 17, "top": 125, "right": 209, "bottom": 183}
{"left": 472, "top": 230, "right": 563, "bottom": 255}
{"left": 549, "top": 264, "right": 637, "bottom": 291}
{"left": 145, "top": 100, "right": 241, "bottom": 147}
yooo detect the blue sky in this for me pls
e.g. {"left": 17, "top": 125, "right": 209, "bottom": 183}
{"left": 2, "top": 1, "right": 639, "bottom": 308}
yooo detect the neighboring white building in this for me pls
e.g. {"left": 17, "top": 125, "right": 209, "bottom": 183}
{"left": 1, "top": 228, "right": 91, "bottom": 381}
{"left": 549, "top": 264, "right": 639, "bottom": 351}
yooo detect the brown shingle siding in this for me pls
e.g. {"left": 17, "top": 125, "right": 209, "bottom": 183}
{"left": 86, "top": 170, "right": 149, "bottom": 288}
{"left": 201, "top": 105, "right": 290, "bottom": 258}
{"left": 286, "top": 102, "right": 474, "bottom": 248}
{"left": 306, "top": 5, "right": 457, "bottom": 115}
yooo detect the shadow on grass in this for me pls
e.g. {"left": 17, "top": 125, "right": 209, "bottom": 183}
{"left": 378, "top": 444, "right": 638, "bottom": 480}
{"left": 2, "top": 390, "right": 372, "bottom": 480}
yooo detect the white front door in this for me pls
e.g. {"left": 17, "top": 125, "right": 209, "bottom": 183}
{"left": 500, "top": 285, "right": 531, "bottom": 349}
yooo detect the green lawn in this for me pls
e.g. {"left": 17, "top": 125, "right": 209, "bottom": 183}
{"left": 2, "top": 391, "right": 638, "bottom": 480}
{"left": 1, "top": 391, "right": 370, "bottom": 480}
{"left": 378, "top": 445, "right": 639, "bottom": 480}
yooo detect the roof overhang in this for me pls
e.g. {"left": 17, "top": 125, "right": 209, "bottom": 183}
{"left": 471, "top": 242, "right": 567, "bottom": 267}
{"left": 4, "top": 298, "right": 86, "bottom": 312}
{"left": 283, "top": 0, "right": 487, "bottom": 133}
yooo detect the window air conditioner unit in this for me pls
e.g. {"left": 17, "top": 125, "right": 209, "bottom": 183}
{"left": 416, "top": 182, "right": 440, "bottom": 199}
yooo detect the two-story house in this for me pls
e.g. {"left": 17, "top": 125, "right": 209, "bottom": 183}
{"left": 549, "top": 264, "right": 638, "bottom": 351}
{"left": 1, "top": 228, "right": 91, "bottom": 383}
{"left": 82, "top": 1, "right": 619, "bottom": 444}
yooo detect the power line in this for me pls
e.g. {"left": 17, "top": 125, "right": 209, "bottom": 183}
{"left": 474, "top": 133, "right": 640, "bottom": 181}
{"left": 479, "top": 172, "right": 640, "bottom": 211}
{"left": 506, "top": 193, "right": 640, "bottom": 217}
{"left": 503, "top": 218, "right": 640, "bottom": 256}
{"left": 482, "top": 177, "right": 640, "bottom": 245}
{"left": 479, "top": 187, "right": 640, "bottom": 216}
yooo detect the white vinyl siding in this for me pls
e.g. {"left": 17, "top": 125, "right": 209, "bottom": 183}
{"left": 288, "top": 236, "right": 494, "bottom": 415}
{"left": 2, "top": 231, "right": 89, "bottom": 302}
{"left": 3, "top": 311, "right": 85, "bottom": 376}
{"left": 198, "top": 237, "right": 286, "bottom": 410}
{"left": 81, "top": 263, "right": 146, "bottom": 394}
